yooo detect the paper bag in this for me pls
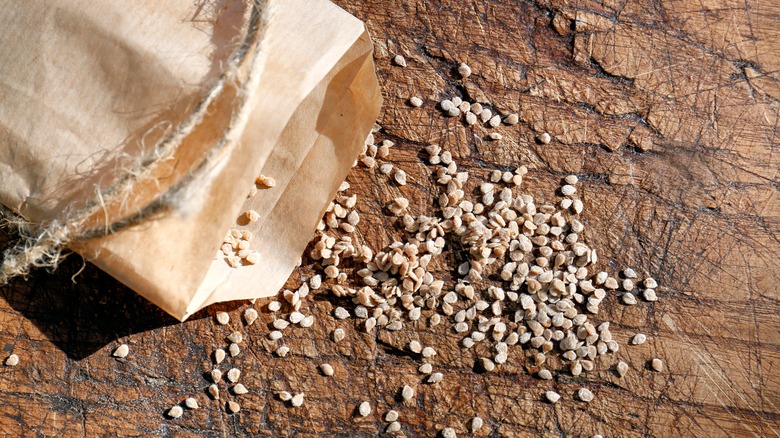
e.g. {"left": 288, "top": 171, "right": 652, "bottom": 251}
{"left": 0, "top": 0, "right": 382, "bottom": 320}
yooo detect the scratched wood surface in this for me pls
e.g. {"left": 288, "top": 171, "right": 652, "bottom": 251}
{"left": 0, "top": 0, "right": 778, "bottom": 436}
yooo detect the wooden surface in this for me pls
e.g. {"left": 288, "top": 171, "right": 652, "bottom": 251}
{"left": 1, "top": 0, "right": 779, "bottom": 436}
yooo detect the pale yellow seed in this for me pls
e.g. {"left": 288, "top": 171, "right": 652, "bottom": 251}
{"left": 538, "top": 132, "right": 551, "bottom": 144}
{"left": 112, "top": 344, "right": 129, "bottom": 358}
{"left": 393, "top": 55, "right": 407, "bottom": 67}
{"left": 291, "top": 393, "right": 305, "bottom": 407}
{"left": 4, "top": 354, "right": 19, "bottom": 367}
{"left": 168, "top": 405, "right": 183, "bottom": 418}
{"left": 227, "top": 368, "right": 241, "bottom": 383}
{"left": 185, "top": 397, "right": 199, "bottom": 409}
{"left": 245, "top": 210, "right": 261, "bottom": 222}
{"left": 651, "top": 358, "right": 664, "bottom": 372}
{"left": 216, "top": 312, "right": 229, "bottom": 325}
{"left": 458, "top": 62, "right": 472, "bottom": 78}
{"left": 208, "top": 384, "right": 219, "bottom": 399}
{"left": 232, "top": 383, "right": 249, "bottom": 395}
{"left": 214, "top": 348, "right": 226, "bottom": 364}
{"left": 227, "top": 401, "right": 241, "bottom": 414}
{"left": 243, "top": 308, "right": 258, "bottom": 326}
{"left": 409, "top": 96, "right": 423, "bottom": 107}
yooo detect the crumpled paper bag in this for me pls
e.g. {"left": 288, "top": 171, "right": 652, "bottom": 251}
{"left": 0, "top": 0, "right": 382, "bottom": 320}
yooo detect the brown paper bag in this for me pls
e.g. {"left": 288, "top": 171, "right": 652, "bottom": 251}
{"left": 0, "top": 0, "right": 382, "bottom": 320}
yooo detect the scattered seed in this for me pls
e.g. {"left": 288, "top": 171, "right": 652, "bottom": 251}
{"left": 545, "top": 390, "right": 561, "bottom": 404}
{"left": 112, "top": 344, "right": 129, "bottom": 359}
{"left": 504, "top": 113, "right": 519, "bottom": 125}
{"left": 185, "top": 397, "right": 199, "bottom": 409}
{"left": 268, "top": 301, "right": 281, "bottom": 312}
{"left": 644, "top": 277, "right": 658, "bottom": 289}
{"left": 386, "top": 410, "right": 399, "bottom": 422}
{"left": 229, "top": 343, "right": 240, "bottom": 357}
{"left": 332, "top": 328, "right": 345, "bottom": 342}
{"left": 211, "top": 369, "right": 223, "bottom": 383}
{"left": 320, "top": 363, "right": 335, "bottom": 376}
{"left": 168, "top": 405, "right": 184, "bottom": 418}
{"left": 401, "top": 385, "right": 415, "bottom": 401}
{"left": 561, "top": 185, "right": 576, "bottom": 196}
{"left": 442, "top": 427, "right": 457, "bottom": 438}
{"left": 227, "top": 400, "right": 240, "bottom": 414}
{"left": 538, "top": 369, "right": 553, "bottom": 380}
{"left": 471, "top": 416, "right": 484, "bottom": 432}
{"left": 458, "top": 63, "right": 472, "bottom": 78}
{"left": 208, "top": 384, "right": 220, "bottom": 399}
{"left": 538, "top": 132, "right": 552, "bottom": 144}
{"left": 214, "top": 349, "right": 226, "bottom": 364}
{"left": 643, "top": 289, "right": 658, "bottom": 301}
{"left": 427, "top": 372, "right": 444, "bottom": 383}
{"left": 651, "top": 358, "right": 664, "bottom": 372}
{"left": 227, "top": 332, "right": 243, "bottom": 343}
{"left": 409, "top": 340, "right": 423, "bottom": 354}
{"left": 409, "top": 96, "right": 423, "bottom": 107}
{"left": 393, "top": 55, "right": 407, "bottom": 67}
{"left": 227, "top": 368, "right": 241, "bottom": 383}
{"left": 245, "top": 209, "right": 260, "bottom": 222}
{"left": 616, "top": 361, "right": 629, "bottom": 377}
{"left": 631, "top": 333, "right": 647, "bottom": 345}
{"left": 277, "top": 391, "right": 292, "bottom": 401}
{"left": 480, "top": 357, "right": 495, "bottom": 372}
{"left": 577, "top": 388, "right": 594, "bottom": 402}
{"left": 386, "top": 421, "right": 401, "bottom": 433}
{"left": 269, "top": 331, "right": 283, "bottom": 341}
{"left": 489, "top": 132, "right": 503, "bottom": 140}
{"left": 216, "top": 312, "right": 230, "bottom": 325}
{"left": 421, "top": 346, "right": 437, "bottom": 358}
{"left": 244, "top": 308, "right": 259, "bottom": 326}
{"left": 394, "top": 169, "right": 407, "bottom": 185}
{"left": 275, "top": 346, "right": 290, "bottom": 357}
{"left": 622, "top": 293, "right": 638, "bottom": 305}
{"left": 291, "top": 393, "right": 305, "bottom": 407}
{"left": 358, "top": 401, "right": 371, "bottom": 417}
{"left": 419, "top": 363, "right": 433, "bottom": 374}
{"left": 4, "top": 354, "right": 18, "bottom": 367}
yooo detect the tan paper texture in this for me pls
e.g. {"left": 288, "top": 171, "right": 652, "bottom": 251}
{"left": 0, "top": 0, "right": 382, "bottom": 320}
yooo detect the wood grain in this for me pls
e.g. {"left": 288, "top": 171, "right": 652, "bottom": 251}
{"left": 0, "top": 0, "right": 778, "bottom": 436}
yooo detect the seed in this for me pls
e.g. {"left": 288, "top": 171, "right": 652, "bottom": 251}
{"left": 185, "top": 397, "right": 199, "bottom": 409}
{"left": 577, "top": 388, "right": 594, "bottom": 402}
{"left": 255, "top": 174, "right": 276, "bottom": 188}
{"left": 358, "top": 401, "right": 371, "bottom": 417}
{"left": 386, "top": 421, "right": 401, "bottom": 433}
{"left": 471, "top": 416, "right": 484, "bottom": 432}
{"left": 623, "top": 267, "right": 637, "bottom": 278}
{"left": 379, "top": 163, "right": 394, "bottom": 174}
{"left": 268, "top": 301, "right": 281, "bottom": 312}
{"left": 289, "top": 311, "right": 305, "bottom": 324}
{"left": 421, "top": 346, "right": 437, "bottom": 358}
{"left": 489, "top": 132, "right": 503, "bottom": 140}
{"left": 276, "top": 346, "right": 290, "bottom": 357}
{"left": 112, "top": 344, "right": 129, "bottom": 358}
{"left": 538, "top": 132, "right": 551, "bottom": 144}
{"left": 643, "top": 289, "right": 658, "bottom": 301}
{"left": 616, "top": 361, "right": 629, "bottom": 377}
{"left": 401, "top": 385, "right": 415, "bottom": 401}
{"left": 454, "top": 322, "right": 469, "bottom": 333}
{"left": 409, "top": 96, "right": 423, "bottom": 107}
{"left": 334, "top": 307, "right": 350, "bottom": 320}
{"left": 418, "top": 363, "right": 433, "bottom": 374}
{"left": 393, "top": 55, "right": 407, "bottom": 67}
{"left": 488, "top": 115, "right": 501, "bottom": 127}
{"left": 644, "top": 277, "right": 658, "bottom": 289}
{"left": 332, "top": 328, "right": 345, "bottom": 342}
{"left": 229, "top": 343, "right": 240, "bottom": 357}
{"left": 504, "top": 113, "right": 519, "bottom": 125}
{"left": 269, "top": 331, "right": 283, "bottom": 341}
{"left": 480, "top": 357, "right": 495, "bottom": 372}
{"left": 277, "top": 391, "right": 292, "bottom": 401}
{"left": 227, "top": 368, "right": 241, "bottom": 383}
{"left": 386, "top": 410, "right": 399, "bottom": 422}
{"left": 442, "top": 427, "right": 457, "bottom": 438}
{"left": 291, "top": 393, "right": 305, "bottom": 407}
{"left": 622, "top": 293, "right": 638, "bottom": 305}
{"left": 227, "top": 332, "right": 243, "bottom": 343}
{"left": 427, "top": 372, "right": 444, "bottom": 383}
{"left": 211, "top": 369, "right": 223, "bottom": 383}
{"left": 545, "top": 391, "right": 561, "bottom": 404}
{"left": 538, "top": 369, "right": 553, "bottom": 380}
{"left": 631, "top": 333, "right": 647, "bottom": 345}
{"left": 409, "top": 340, "right": 422, "bottom": 353}
{"left": 208, "top": 384, "right": 219, "bottom": 399}
{"left": 458, "top": 62, "right": 472, "bottom": 78}
{"left": 245, "top": 209, "right": 260, "bottom": 222}
{"left": 320, "top": 363, "right": 335, "bottom": 376}
{"left": 214, "top": 349, "right": 226, "bottom": 364}
{"left": 465, "top": 111, "right": 478, "bottom": 125}
{"left": 3, "top": 354, "right": 18, "bottom": 367}
{"left": 227, "top": 401, "right": 240, "bottom": 414}
{"left": 273, "top": 319, "right": 290, "bottom": 330}
{"left": 561, "top": 185, "right": 576, "bottom": 196}
{"left": 394, "top": 169, "right": 407, "bottom": 185}
{"left": 440, "top": 99, "right": 454, "bottom": 111}
{"left": 216, "top": 312, "right": 230, "bottom": 325}
{"left": 232, "top": 383, "right": 249, "bottom": 395}
{"left": 243, "top": 308, "right": 258, "bottom": 325}
{"left": 168, "top": 405, "right": 184, "bottom": 418}
{"left": 651, "top": 358, "right": 664, "bottom": 372}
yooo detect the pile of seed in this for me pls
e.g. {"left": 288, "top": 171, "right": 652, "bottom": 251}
{"left": 153, "top": 57, "right": 665, "bottom": 434}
